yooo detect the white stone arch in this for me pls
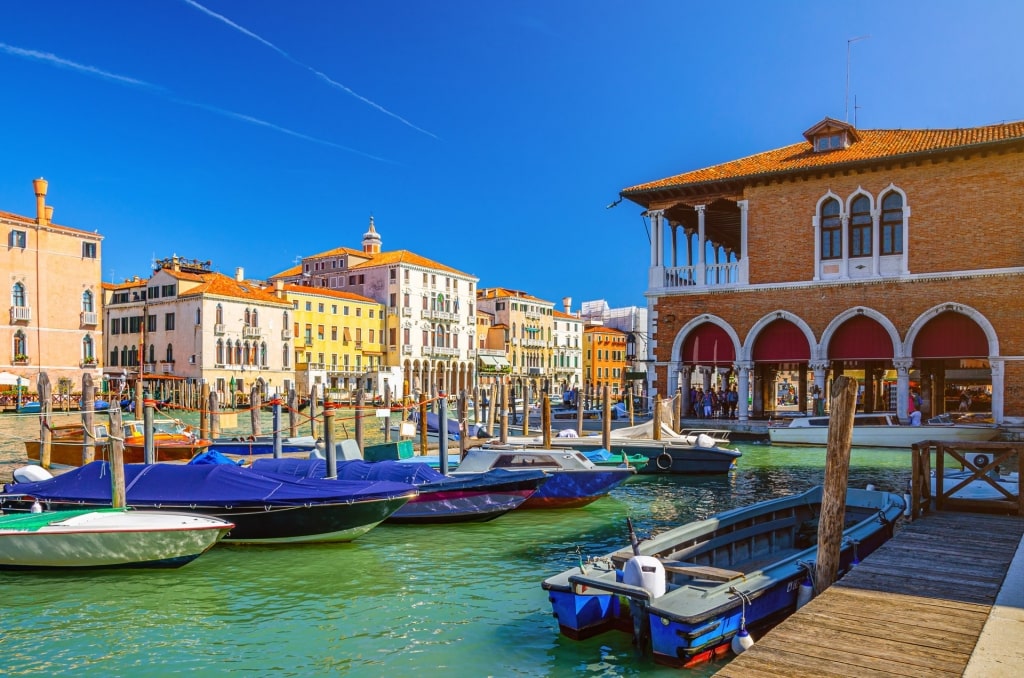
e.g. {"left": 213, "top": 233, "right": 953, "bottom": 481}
{"left": 820, "top": 306, "right": 904, "bottom": 360}
{"left": 878, "top": 182, "right": 908, "bottom": 206}
{"left": 669, "top": 314, "right": 742, "bottom": 364}
{"left": 845, "top": 185, "right": 876, "bottom": 213}
{"left": 743, "top": 310, "right": 820, "bottom": 362}
{"left": 814, "top": 189, "right": 844, "bottom": 215}
{"left": 903, "top": 302, "right": 1000, "bottom": 358}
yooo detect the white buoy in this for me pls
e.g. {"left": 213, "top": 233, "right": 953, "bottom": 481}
{"left": 903, "top": 493, "right": 912, "bottom": 518}
{"left": 796, "top": 579, "right": 813, "bottom": 608}
{"left": 731, "top": 628, "right": 754, "bottom": 654}
{"left": 30, "top": 500, "right": 43, "bottom": 513}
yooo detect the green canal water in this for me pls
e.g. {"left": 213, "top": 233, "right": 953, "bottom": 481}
{"left": 0, "top": 411, "right": 916, "bottom": 677}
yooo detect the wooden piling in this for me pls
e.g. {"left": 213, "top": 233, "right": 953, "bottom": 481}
{"left": 199, "top": 382, "right": 210, "bottom": 440}
{"left": 355, "top": 390, "right": 365, "bottom": 455}
{"left": 419, "top": 396, "right": 429, "bottom": 455}
{"left": 81, "top": 374, "right": 96, "bottom": 464}
{"left": 458, "top": 389, "right": 468, "bottom": 461}
{"left": 108, "top": 406, "right": 126, "bottom": 508}
{"left": 602, "top": 387, "right": 612, "bottom": 451}
{"left": 250, "top": 386, "right": 262, "bottom": 436}
{"left": 39, "top": 373, "right": 52, "bottom": 469}
{"left": 499, "top": 382, "right": 509, "bottom": 443}
{"left": 542, "top": 392, "right": 552, "bottom": 448}
{"left": 816, "top": 374, "right": 858, "bottom": 594}
{"left": 651, "top": 392, "right": 661, "bottom": 441}
{"left": 308, "top": 385, "right": 318, "bottom": 438}
{"left": 288, "top": 388, "right": 298, "bottom": 437}
{"left": 209, "top": 391, "right": 220, "bottom": 438}
{"left": 324, "top": 401, "right": 336, "bottom": 478}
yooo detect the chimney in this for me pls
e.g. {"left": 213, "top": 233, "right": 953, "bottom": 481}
{"left": 235, "top": 267, "right": 245, "bottom": 281}
{"left": 45, "top": 206, "right": 54, "bottom": 223}
{"left": 562, "top": 296, "right": 572, "bottom": 314}
{"left": 275, "top": 279, "right": 284, "bottom": 298}
{"left": 33, "top": 178, "right": 48, "bottom": 225}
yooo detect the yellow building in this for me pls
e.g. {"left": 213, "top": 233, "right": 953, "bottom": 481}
{"left": 2, "top": 179, "right": 103, "bottom": 392}
{"left": 279, "top": 284, "right": 386, "bottom": 400}
{"left": 476, "top": 287, "right": 555, "bottom": 397}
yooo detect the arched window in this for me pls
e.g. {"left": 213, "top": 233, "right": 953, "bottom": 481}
{"left": 148, "top": 344, "right": 156, "bottom": 364}
{"left": 82, "top": 290, "right": 94, "bottom": 312}
{"left": 109, "top": 345, "right": 119, "bottom": 366}
{"left": 215, "top": 304, "right": 224, "bottom": 324}
{"left": 880, "top": 191, "right": 904, "bottom": 255}
{"left": 820, "top": 198, "right": 842, "bottom": 260}
{"left": 251, "top": 309, "right": 259, "bottom": 327}
{"left": 435, "top": 325, "right": 445, "bottom": 347}
{"left": 82, "top": 335, "right": 94, "bottom": 361}
{"left": 282, "top": 343, "right": 290, "bottom": 368}
{"left": 849, "top": 195, "right": 872, "bottom": 257}
{"left": 129, "top": 346, "right": 139, "bottom": 366}
{"left": 244, "top": 309, "right": 251, "bottom": 326}
{"left": 165, "top": 343, "right": 174, "bottom": 362}
{"left": 13, "top": 330, "right": 26, "bottom": 358}
{"left": 120, "top": 346, "right": 128, "bottom": 366}
{"left": 234, "top": 341, "right": 242, "bottom": 365}
{"left": 216, "top": 339, "right": 224, "bottom": 364}
{"left": 12, "top": 282, "right": 26, "bottom": 307}
{"left": 260, "top": 342, "right": 267, "bottom": 366}
{"left": 195, "top": 308, "right": 202, "bottom": 325}
{"left": 282, "top": 311, "right": 289, "bottom": 329}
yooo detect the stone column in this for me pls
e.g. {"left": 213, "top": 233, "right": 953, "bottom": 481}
{"left": 810, "top": 361, "right": 830, "bottom": 416}
{"left": 648, "top": 209, "right": 665, "bottom": 289}
{"left": 737, "top": 200, "right": 749, "bottom": 284}
{"left": 840, "top": 210, "right": 850, "bottom": 279}
{"left": 736, "top": 361, "right": 753, "bottom": 421}
{"left": 893, "top": 357, "right": 913, "bottom": 423}
{"left": 678, "top": 365, "right": 691, "bottom": 417}
{"left": 695, "top": 205, "right": 707, "bottom": 286}
{"left": 871, "top": 206, "right": 882, "bottom": 276}
{"left": 990, "top": 358, "right": 1004, "bottom": 423}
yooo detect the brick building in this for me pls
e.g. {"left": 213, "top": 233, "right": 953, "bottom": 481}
{"left": 621, "top": 117, "right": 1024, "bottom": 424}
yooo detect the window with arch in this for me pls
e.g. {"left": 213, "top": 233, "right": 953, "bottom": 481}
{"left": 148, "top": 344, "right": 156, "bottom": 364}
{"left": 234, "top": 341, "right": 242, "bottom": 365}
{"left": 251, "top": 309, "right": 259, "bottom": 327}
{"left": 260, "top": 342, "right": 267, "bottom": 366}
{"left": 82, "top": 290, "right": 94, "bottom": 312}
{"left": 849, "top": 195, "right": 872, "bottom": 257}
{"left": 435, "top": 325, "right": 446, "bottom": 348}
{"left": 13, "top": 330, "right": 26, "bottom": 359}
{"left": 244, "top": 308, "right": 251, "bottom": 326}
{"left": 12, "top": 282, "right": 26, "bottom": 307}
{"left": 82, "top": 335, "right": 95, "bottom": 361}
{"left": 165, "top": 344, "right": 174, "bottom": 362}
{"left": 216, "top": 339, "right": 224, "bottom": 364}
{"left": 880, "top": 191, "right": 904, "bottom": 255}
{"left": 109, "top": 345, "right": 119, "bottom": 366}
{"left": 215, "top": 304, "right": 224, "bottom": 324}
{"left": 195, "top": 308, "right": 202, "bottom": 325}
{"left": 282, "top": 343, "right": 290, "bottom": 367}
{"left": 820, "top": 198, "right": 841, "bottom": 260}
{"left": 282, "top": 311, "right": 289, "bottom": 329}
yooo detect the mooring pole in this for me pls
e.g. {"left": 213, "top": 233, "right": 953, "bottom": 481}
{"left": 816, "top": 375, "right": 858, "bottom": 594}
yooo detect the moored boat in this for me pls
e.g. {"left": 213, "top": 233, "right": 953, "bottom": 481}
{"left": 24, "top": 418, "right": 212, "bottom": 468}
{"left": 251, "top": 457, "right": 548, "bottom": 523}
{"left": 0, "top": 508, "right": 233, "bottom": 569}
{"left": 205, "top": 435, "right": 322, "bottom": 457}
{"left": 2, "top": 461, "right": 417, "bottom": 544}
{"left": 542, "top": 486, "right": 904, "bottom": 667}
{"left": 457, "top": 445, "right": 635, "bottom": 508}
{"left": 768, "top": 412, "right": 999, "bottom": 447}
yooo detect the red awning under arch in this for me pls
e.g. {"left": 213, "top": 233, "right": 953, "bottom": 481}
{"left": 752, "top": 319, "right": 810, "bottom": 362}
{"left": 828, "top": 315, "right": 894, "bottom": 360}
{"left": 913, "top": 312, "right": 989, "bottom": 358}
{"left": 681, "top": 324, "right": 735, "bottom": 365}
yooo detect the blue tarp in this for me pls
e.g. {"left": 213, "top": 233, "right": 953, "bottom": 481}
{"left": 189, "top": 450, "right": 244, "bottom": 465}
{"left": 4, "top": 460, "right": 415, "bottom": 506}
{"left": 252, "top": 458, "right": 546, "bottom": 493}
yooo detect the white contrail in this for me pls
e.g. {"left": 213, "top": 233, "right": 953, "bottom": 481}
{"left": 0, "top": 42, "right": 156, "bottom": 88}
{"left": 0, "top": 40, "right": 392, "bottom": 162}
{"left": 182, "top": 0, "right": 437, "bottom": 139}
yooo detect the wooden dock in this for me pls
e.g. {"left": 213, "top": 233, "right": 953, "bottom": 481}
{"left": 713, "top": 511, "right": 1024, "bottom": 677}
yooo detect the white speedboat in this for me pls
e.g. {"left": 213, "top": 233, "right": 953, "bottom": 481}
{"left": 0, "top": 508, "right": 233, "bottom": 570}
{"left": 768, "top": 413, "right": 998, "bottom": 448}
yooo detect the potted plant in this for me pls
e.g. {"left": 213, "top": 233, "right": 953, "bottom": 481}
{"left": 13, "top": 353, "right": 29, "bottom": 364}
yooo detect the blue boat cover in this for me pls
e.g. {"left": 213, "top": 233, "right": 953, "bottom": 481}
{"left": 4, "top": 460, "right": 415, "bottom": 506}
{"left": 251, "top": 458, "right": 546, "bottom": 493}
{"left": 189, "top": 450, "right": 245, "bottom": 465}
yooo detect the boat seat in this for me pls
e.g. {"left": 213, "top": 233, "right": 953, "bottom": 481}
{"left": 661, "top": 560, "right": 745, "bottom": 582}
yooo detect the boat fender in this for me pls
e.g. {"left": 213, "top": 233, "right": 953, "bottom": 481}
{"left": 731, "top": 628, "right": 754, "bottom": 654}
{"left": 796, "top": 578, "right": 814, "bottom": 609}
{"left": 655, "top": 453, "right": 673, "bottom": 471}
{"left": 622, "top": 555, "right": 666, "bottom": 598}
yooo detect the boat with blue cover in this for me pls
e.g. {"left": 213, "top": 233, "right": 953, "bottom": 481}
{"left": 541, "top": 486, "right": 904, "bottom": 667}
{"left": 455, "top": 445, "right": 635, "bottom": 509}
{"left": 2, "top": 461, "right": 417, "bottom": 544}
{"left": 205, "top": 435, "right": 322, "bottom": 457}
{"left": 250, "top": 457, "right": 548, "bottom": 523}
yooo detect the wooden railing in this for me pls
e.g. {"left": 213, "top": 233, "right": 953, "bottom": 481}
{"left": 909, "top": 440, "right": 1022, "bottom": 519}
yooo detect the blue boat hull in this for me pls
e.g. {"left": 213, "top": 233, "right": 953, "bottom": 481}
{"left": 523, "top": 469, "right": 633, "bottom": 509}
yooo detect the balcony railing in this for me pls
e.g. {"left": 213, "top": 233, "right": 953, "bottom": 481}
{"left": 401, "top": 345, "right": 412, "bottom": 355}
{"left": 161, "top": 362, "right": 174, "bottom": 374}
{"left": 401, "top": 307, "right": 412, "bottom": 317}
{"left": 214, "top": 323, "right": 225, "bottom": 335}
{"left": 10, "top": 306, "right": 31, "bottom": 323}
{"left": 662, "top": 262, "right": 741, "bottom": 290}
{"left": 242, "top": 326, "right": 262, "bottom": 338}
{"left": 281, "top": 329, "right": 293, "bottom": 340}
{"left": 80, "top": 311, "right": 98, "bottom": 326}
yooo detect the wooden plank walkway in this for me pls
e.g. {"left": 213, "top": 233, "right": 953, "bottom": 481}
{"left": 713, "top": 511, "right": 1024, "bottom": 677}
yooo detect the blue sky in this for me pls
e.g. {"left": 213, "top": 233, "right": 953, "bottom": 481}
{"left": 2, "top": 1, "right": 1022, "bottom": 308}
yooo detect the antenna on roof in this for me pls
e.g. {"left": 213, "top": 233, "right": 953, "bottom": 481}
{"left": 845, "top": 35, "right": 869, "bottom": 122}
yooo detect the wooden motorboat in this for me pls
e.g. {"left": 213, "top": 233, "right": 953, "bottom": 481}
{"left": 768, "top": 412, "right": 999, "bottom": 447}
{"left": 0, "top": 508, "right": 232, "bottom": 569}
{"left": 2, "top": 461, "right": 417, "bottom": 544}
{"left": 542, "top": 486, "right": 905, "bottom": 667}
{"left": 24, "top": 419, "right": 212, "bottom": 468}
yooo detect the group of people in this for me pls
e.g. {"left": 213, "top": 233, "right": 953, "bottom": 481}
{"left": 689, "top": 385, "right": 739, "bottom": 419}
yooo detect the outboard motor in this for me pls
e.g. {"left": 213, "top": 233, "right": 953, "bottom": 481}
{"left": 13, "top": 465, "right": 53, "bottom": 484}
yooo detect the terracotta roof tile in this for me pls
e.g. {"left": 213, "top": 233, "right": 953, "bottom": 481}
{"left": 553, "top": 310, "right": 581, "bottom": 320}
{"left": 623, "top": 120, "right": 1024, "bottom": 196}
{"left": 178, "top": 272, "right": 290, "bottom": 306}
{"left": 348, "top": 249, "right": 473, "bottom": 278}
